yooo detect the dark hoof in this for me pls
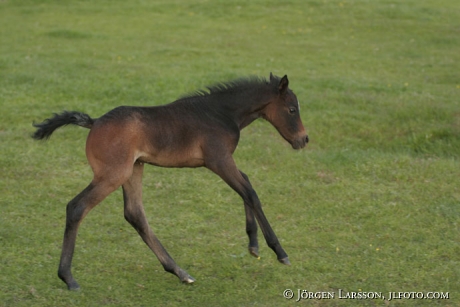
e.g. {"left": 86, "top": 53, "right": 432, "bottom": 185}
{"left": 248, "top": 246, "right": 260, "bottom": 258}
{"left": 67, "top": 281, "right": 80, "bottom": 291}
{"left": 278, "top": 257, "right": 291, "bottom": 265}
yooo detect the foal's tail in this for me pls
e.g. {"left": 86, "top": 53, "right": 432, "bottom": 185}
{"left": 32, "top": 111, "right": 94, "bottom": 140}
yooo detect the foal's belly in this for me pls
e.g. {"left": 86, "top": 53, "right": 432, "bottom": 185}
{"left": 137, "top": 147, "right": 205, "bottom": 168}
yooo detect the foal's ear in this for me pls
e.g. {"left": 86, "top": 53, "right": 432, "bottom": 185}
{"left": 270, "top": 72, "right": 275, "bottom": 81}
{"left": 279, "top": 75, "right": 289, "bottom": 93}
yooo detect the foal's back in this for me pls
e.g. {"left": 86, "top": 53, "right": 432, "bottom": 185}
{"left": 86, "top": 101, "right": 236, "bottom": 171}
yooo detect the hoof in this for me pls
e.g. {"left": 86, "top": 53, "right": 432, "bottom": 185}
{"left": 181, "top": 275, "right": 196, "bottom": 284}
{"left": 67, "top": 281, "right": 80, "bottom": 291}
{"left": 177, "top": 268, "right": 195, "bottom": 284}
{"left": 278, "top": 257, "right": 291, "bottom": 266}
{"left": 248, "top": 246, "right": 259, "bottom": 258}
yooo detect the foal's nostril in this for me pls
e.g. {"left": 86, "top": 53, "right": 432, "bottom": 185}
{"left": 305, "top": 135, "right": 309, "bottom": 143}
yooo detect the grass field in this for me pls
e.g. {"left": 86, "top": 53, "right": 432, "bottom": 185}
{"left": 1, "top": 0, "right": 459, "bottom": 306}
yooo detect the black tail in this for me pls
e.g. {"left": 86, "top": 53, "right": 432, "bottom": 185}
{"left": 32, "top": 111, "right": 94, "bottom": 140}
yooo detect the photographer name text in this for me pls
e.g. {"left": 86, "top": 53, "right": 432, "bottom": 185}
{"left": 282, "top": 289, "right": 449, "bottom": 302}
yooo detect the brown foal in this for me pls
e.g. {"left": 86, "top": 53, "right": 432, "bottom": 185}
{"left": 32, "top": 73, "right": 308, "bottom": 290}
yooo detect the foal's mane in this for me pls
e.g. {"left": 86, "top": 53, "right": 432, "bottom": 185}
{"left": 179, "top": 76, "right": 275, "bottom": 101}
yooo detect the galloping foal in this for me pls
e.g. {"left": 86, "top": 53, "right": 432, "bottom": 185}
{"left": 32, "top": 73, "right": 309, "bottom": 290}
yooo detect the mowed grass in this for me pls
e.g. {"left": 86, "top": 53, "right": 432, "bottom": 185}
{"left": 1, "top": 0, "right": 459, "bottom": 306}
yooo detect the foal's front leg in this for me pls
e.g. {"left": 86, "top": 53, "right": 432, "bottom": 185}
{"left": 122, "top": 162, "right": 195, "bottom": 283}
{"left": 240, "top": 171, "right": 259, "bottom": 258}
{"left": 207, "top": 157, "right": 290, "bottom": 265}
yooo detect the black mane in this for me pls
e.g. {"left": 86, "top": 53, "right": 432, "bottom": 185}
{"left": 178, "top": 76, "right": 274, "bottom": 101}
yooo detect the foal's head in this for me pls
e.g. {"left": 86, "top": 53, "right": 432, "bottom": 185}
{"left": 262, "top": 73, "right": 309, "bottom": 149}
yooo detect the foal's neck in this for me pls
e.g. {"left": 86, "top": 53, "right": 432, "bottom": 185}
{"left": 231, "top": 87, "right": 274, "bottom": 130}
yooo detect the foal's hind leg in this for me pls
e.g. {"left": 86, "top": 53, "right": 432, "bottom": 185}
{"left": 122, "top": 162, "right": 195, "bottom": 284}
{"left": 240, "top": 171, "right": 259, "bottom": 258}
{"left": 58, "top": 180, "right": 119, "bottom": 290}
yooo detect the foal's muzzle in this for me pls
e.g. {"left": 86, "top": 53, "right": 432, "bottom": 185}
{"left": 292, "top": 135, "right": 309, "bottom": 150}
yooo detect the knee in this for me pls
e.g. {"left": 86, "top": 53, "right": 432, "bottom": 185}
{"left": 65, "top": 201, "right": 86, "bottom": 224}
{"left": 244, "top": 189, "right": 261, "bottom": 208}
{"left": 124, "top": 208, "right": 138, "bottom": 224}
{"left": 240, "top": 171, "right": 250, "bottom": 182}
{"left": 124, "top": 206, "right": 147, "bottom": 230}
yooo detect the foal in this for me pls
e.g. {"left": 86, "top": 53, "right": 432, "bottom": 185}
{"left": 32, "top": 73, "right": 308, "bottom": 290}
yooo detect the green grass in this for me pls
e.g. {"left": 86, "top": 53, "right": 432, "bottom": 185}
{"left": 1, "top": 0, "right": 459, "bottom": 306}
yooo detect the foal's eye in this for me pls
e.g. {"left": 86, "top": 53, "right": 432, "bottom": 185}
{"left": 288, "top": 107, "right": 296, "bottom": 114}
